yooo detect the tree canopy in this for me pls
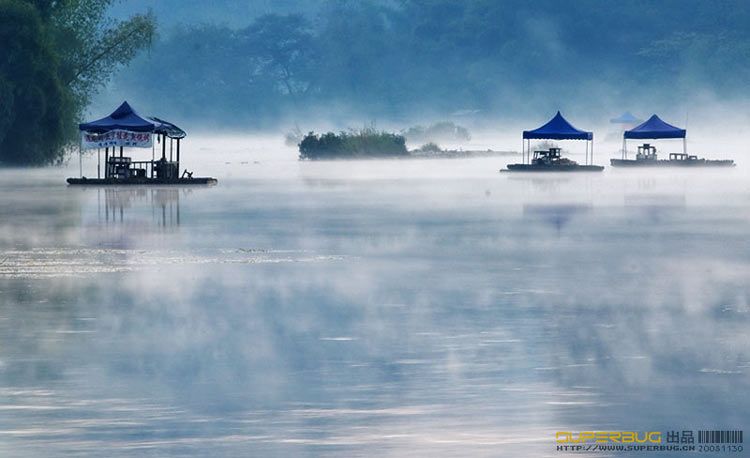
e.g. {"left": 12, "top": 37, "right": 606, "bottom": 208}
{"left": 0, "top": 0, "right": 155, "bottom": 165}
{"left": 112, "top": 0, "right": 750, "bottom": 127}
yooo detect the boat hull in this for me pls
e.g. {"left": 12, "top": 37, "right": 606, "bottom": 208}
{"left": 610, "top": 159, "right": 734, "bottom": 167}
{"left": 67, "top": 177, "right": 218, "bottom": 186}
{"left": 503, "top": 164, "right": 604, "bottom": 172}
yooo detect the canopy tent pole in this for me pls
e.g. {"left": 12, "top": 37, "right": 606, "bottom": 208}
{"left": 161, "top": 134, "right": 166, "bottom": 160}
{"left": 97, "top": 148, "right": 101, "bottom": 179}
{"left": 527, "top": 139, "right": 530, "bottom": 164}
{"left": 177, "top": 138, "right": 181, "bottom": 173}
{"left": 169, "top": 138, "right": 173, "bottom": 162}
{"left": 78, "top": 136, "right": 83, "bottom": 178}
{"left": 585, "top": 141, "right": 589, "bottom": 165}
{"left": 104, "top": 147, "right": 109, "bottom": 178}
{"left": 151, "top": 136, "right": 155, "bottom": 178}
{"left": 120, "top": 146, "right": 123, "bottom": 158}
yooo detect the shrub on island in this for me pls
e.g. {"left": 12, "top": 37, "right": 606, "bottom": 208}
{"left": 299, "top": 128, "right": 408, "bottom": 160}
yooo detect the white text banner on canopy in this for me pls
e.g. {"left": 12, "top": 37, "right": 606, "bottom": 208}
{"left": 81, "top": 130, "right": 153, "bottom": 149}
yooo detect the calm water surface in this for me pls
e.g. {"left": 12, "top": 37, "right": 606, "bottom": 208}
{"left": 0, "top": 137, "right": 748, "bottom": 456}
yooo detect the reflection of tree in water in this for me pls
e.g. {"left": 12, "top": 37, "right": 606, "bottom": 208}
{"left": 0, "top": 189, "right": 82, "bottom": 249}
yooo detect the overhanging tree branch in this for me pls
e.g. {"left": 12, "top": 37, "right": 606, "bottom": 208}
{"left": 66, "top": 22, "right": 150, "bottom": 86}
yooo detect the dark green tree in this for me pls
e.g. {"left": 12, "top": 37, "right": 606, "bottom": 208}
{"left": 0, "top": 0, "right": 155, "bottom": 165}
{"left": 237, "top": 14, "right": 317, "bottom": 100}
{"left": 48, "top": 0, "right": 156, "bottom": 111}
{"left": 0, "top": 0, "right": 70, "bottom": 164}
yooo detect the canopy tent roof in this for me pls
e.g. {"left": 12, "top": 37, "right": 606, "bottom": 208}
{"left": 79, "top": 101, "right": 186, "bottom": 139}
{"left": 624, "top": 114, "right": 685, "bottom": 139}
{"left": 79, "top": 101, "right": 154, "bottom": 133}
{"left": 149, "top": 117, "right": 186, "bottom": 139}
{"left": 610, "top": 111, "right": 641, "bottom": 124}
{"left": 523, "top": 111, "right": 593, "bottom": 140}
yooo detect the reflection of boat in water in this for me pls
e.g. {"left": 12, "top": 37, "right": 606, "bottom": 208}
{"left": 624, "top": 193, "right": 686, "bottom": 208}
{"left": 506, "top": 174, "right": 573, "bottom": 193}
{"left": 611, "top": 144, "right": 734, "bottom": 168}
{"left": 523, "top": 203, "right": 592, "bottom": 233}
{"left": 505, "top": 148, "right": 604, "bottom": 172}
{"left": 100, "top": 187, "right": 184, "bottom": 228}
{"left": 624, "top": 193, "right": 686, "bottom": 223}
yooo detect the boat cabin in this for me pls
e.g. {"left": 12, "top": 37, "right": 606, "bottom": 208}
{"left": 669, "top": 153, "right": 699, "bottom": 161}
{"left": 533, "top": 148, "right": 563, "bottom": 164}
{"left": 636, "top": 143, "right": 658, "bottom": 160}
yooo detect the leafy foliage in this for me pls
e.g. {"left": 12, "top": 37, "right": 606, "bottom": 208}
{"left": 49, "top": 0, "right": 156, "bottom": 110}
{"left": 0, "top": 0, "right": 70, "bottom": 164}
{"left": 0, "top": 0, "right": 155, "bottom": 165}
{"left": 237, "top": 14, "right": 316, "bottom": 99}
{"left": 114, "top": 0, "right": 750, "bottom": 126}
{"left": 299, "top": 128, "right": 408, "bottom": 160}
{"left": 415, "top": 142, "right": 443, "bottom": 154}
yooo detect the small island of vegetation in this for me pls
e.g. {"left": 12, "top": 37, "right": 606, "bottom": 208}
{"left": 296, "top": 130, "right": 516, "bottom": 160}
{"left": 299, "top": 128, "right": 408, "bottom": 160}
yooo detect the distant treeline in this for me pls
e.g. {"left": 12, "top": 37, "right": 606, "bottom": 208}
{"left": 113, "top": 0, "right": 750, "bottom": 126}
{"left": 299, "top": 129, "right": 408, "bottom": 160}
{"left": 297, "top": 130, "right": 513, "bottom": 160}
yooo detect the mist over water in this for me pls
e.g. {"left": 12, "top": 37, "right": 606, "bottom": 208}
{"left": 1, "top": 134, "right": 749, "bottom": 456}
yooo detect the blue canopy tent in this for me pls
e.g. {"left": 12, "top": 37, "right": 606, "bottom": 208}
{"left": 79, "top": 101, "right": 155, "bottom": 133}
{"left": 522, "top": 111, "right": 595, "bottom": 165}
{"left": 78, "top": 101, "right": 187, "bottom": 179}
{"left": 621, "top": 114, "right": 686, "bottom": 159}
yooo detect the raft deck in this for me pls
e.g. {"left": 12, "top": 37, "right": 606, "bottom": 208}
{"left": 610, "top": 158, "right": 734, "bottom": 167}
{"left": 67, "top": 177, "right": 217, "bottom": 186}
{"left": 503, "top": 164, "right": 604, "bottom": 172}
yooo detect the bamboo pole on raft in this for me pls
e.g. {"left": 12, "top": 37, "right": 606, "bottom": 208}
{"left": 585, "top": 140, "right": 589, "bottom": 165}
{"left": 78, "top": 135, "right": 82, "bottom": 177}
